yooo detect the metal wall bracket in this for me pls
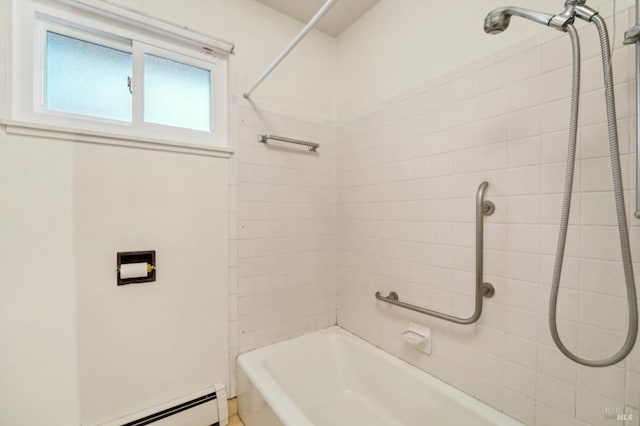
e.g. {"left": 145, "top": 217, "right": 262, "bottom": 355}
{"left": 482, "top": 282, "right": 495, "bottom": 297}
{"left": 624, "top": 25, "right": 640, "bottom": 44}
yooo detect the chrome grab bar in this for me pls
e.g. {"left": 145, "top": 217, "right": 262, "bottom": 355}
{"left": 258, "top": 134, "right": 319, "bottom": 152}
{"left": 624, "top": 4, "right": 640, "bottom": 219}
{"left": 375, "top": 181, "right": 496, "bottom": 325}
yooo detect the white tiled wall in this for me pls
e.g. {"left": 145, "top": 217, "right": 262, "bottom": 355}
{"left": 336, "top": 7, "right": 640, "bottom": 425}
{"left": 228, "top": 104, "right": 338, "bottom": 395}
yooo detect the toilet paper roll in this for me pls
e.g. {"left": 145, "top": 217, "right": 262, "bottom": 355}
{"left": 120, "top": 262, "right": 149, "bottom": 279}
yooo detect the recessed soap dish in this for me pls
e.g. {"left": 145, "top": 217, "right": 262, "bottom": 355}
{"left": 400, "top": 330, "right": 427, "bottom": 345}
{"left": 400, "top": 322, "right": 431, "bottom": 354}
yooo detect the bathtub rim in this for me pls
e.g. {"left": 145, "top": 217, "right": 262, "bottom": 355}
{"left": 237, "top": 326, "right": 521, "bottom": 426}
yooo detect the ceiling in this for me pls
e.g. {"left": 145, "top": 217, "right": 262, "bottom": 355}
{"left": 254, "top": 0, "right": 380, "bottom": 37}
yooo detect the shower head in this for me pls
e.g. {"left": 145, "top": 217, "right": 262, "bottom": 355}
{"left": 483, "top": 7, "right": 556, "bottom": 34}
{"left": 484, "top": 10, "right": 511, "bottom": 34}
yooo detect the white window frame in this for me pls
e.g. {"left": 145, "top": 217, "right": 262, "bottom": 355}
{"left": 7, "top": 0, "right": 232, "bottom": 156}
{"left": 134, "top": 41, "right": 218, "bottom": 143}
{"left": 35, "top": 20, "right": 134, "bottom": 127}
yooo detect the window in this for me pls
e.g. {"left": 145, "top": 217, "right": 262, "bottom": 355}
{"left": 10, "top": 0, "right": 231, "bottom": 154}
{"left": 143, "top": 53, "right": 212, "bottom": 132}
{"left": 43, "top": 29, "right": 216, "bottom": 134}
{"left": 46, "top": 31, "right": 133, "bottom": 122}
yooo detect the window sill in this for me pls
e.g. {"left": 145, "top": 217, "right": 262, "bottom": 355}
{"left": 0, "top": 119, "right": 234, "bottom": 158}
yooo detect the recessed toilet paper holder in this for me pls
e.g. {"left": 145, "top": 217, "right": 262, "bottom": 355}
{"left": 117, "top": 250, "right": 156, "bottom": 286}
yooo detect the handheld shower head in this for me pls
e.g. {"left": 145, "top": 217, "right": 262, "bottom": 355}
{"left": 485, "top": 11, "right": 511, "bottom": 34}
{"left": 483, "top": 7, "right": 556, "bottom": 34}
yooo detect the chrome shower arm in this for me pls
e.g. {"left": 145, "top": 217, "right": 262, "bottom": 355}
{"left": 496, "top": 7, "right": 555, "bottom": 26}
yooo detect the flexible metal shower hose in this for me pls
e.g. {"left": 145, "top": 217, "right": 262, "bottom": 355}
{"left": 549, "top": 19, "right": 638, "bottom": 367}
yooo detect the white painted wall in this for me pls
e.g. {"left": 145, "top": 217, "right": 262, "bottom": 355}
{"left": 11, "top": 0, "right": 639, "bottom": 423}
{"left": 113, "top": 0, "right": 340, "bottom": 400}
{"left": 108, "top": 0, "right": 337, "bottom": 123}
{"left": 74, "top": 145, "right": 229, "bottom": 424}
{"left": 336, "top": 0, "right": 623, "bottom": 120}
{"left": 0, "top": 135, "right": 80, "bottom": 426}
{"left": 0, "top": 0, "right": 338, "bottom": 424}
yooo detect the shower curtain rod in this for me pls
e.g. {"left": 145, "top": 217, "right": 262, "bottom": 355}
{"left": 243, "top": 0, "right": 338, "bottom": 98}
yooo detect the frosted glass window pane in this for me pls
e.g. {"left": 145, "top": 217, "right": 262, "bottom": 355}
{"left": 46, "top": 32, "right": 132, "bottom": 122}
{"left": 144, "top": 53, "right": 211, "bottom": 132}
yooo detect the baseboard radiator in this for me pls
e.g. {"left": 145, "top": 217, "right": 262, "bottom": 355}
{"left": 100, "top": 384, "right": 228, "bottom": 426}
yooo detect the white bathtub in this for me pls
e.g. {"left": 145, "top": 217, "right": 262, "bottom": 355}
{"left": 237, "top": 327, "right": 521, "bottom": 426}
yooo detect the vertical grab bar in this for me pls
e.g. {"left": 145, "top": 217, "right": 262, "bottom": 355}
{"left": 375, "top": 181, "right": 496, "bottom": 324}
{"left": 624, "top": 1, "right": 640, "bottom": 218}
